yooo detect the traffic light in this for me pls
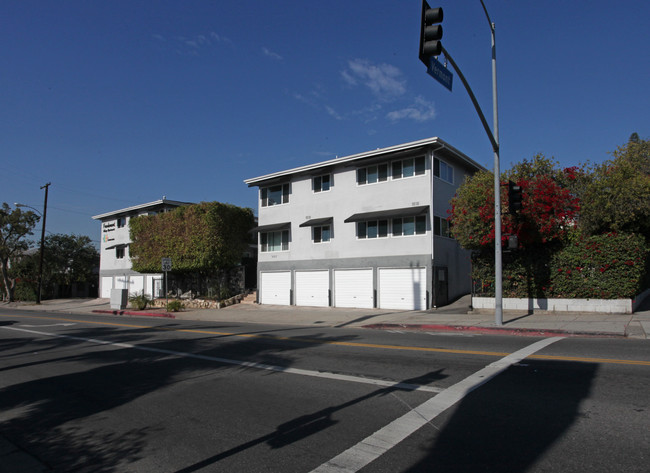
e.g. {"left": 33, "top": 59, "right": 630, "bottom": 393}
{"left": 419, "top": 1, "right": 444, "bottom": 67}
{"left": 508, "top": 181, "right": 523, "bottom": 213}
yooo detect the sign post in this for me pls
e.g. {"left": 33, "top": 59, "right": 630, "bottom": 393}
{"left": 161, "top": 257, "right": 172, "bottom": 306}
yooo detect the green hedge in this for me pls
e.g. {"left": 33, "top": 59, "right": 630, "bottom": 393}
{"left": 129, "top": 202, "right": 254, "bottom": 274}
{"left": 473, "top": 232, "right": 649, "bottom": 299}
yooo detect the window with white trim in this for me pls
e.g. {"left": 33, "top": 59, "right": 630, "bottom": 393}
{"left": 392, "top": 156, "right": 426, "bottom": 179}
{"left": 261, "top": 230, "right": 289, "bottom": 252}
{"left": 433, "top": 158, "right": 454, "bottom": 184}
{"left": 434, "top": 216, "right": 451, "bottom": 238}
{"left": 261, "top": 184, "right": 290, "bottom": 207}
{"left": 116, "top": 247, "right": 125, "bottom": 259}
{"left": 357, "top": 220, "right": 389, "bottom": 239}
{"left": 117, "top": 217, "right": 127, "bottom": 228}
{"left": 392, "top": 215, "right": 427, "bottom": 236}
{"left": 313, "top": 225, "right": 331, "bottom": 243}
{"left": 357, "top": 163, "right": 388, "bottom": 185}
{"left": 313, "top": 174, "right": 331, "bottom": 193}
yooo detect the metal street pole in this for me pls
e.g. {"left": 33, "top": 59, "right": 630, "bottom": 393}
{"left": 37, "top": 183, "right": 50, "bottom": 304}
{"left": 480, "top": 0, "right": 502, "bottom": 326}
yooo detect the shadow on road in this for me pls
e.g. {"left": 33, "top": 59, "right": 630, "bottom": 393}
{"left": 405, "top": 359, "right": 598, "bottom": 472}
{"left": 0, "top": 322, "right": 364, "bottom": 472}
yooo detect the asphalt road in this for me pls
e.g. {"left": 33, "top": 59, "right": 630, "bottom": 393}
{"left": 1, "top": 309, "right": 649, "bottom": 472}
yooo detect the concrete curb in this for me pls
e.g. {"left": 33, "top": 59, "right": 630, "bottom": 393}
{"left": 92, "top": 309, "right": 175, "bottom": 319}
{"left": 361, "top": 323, "right": 625, "bottom": 338}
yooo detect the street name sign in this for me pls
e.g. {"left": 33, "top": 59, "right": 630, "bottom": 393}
{"left": 427, "top": 56, "right": 453, "bottom": 91}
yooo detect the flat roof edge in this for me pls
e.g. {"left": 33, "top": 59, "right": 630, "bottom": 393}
{"left": 92, "top": 199, "right": 193, "bottom": 220}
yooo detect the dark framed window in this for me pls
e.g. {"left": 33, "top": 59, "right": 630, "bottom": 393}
{"left": 357, "top": 163, "right": 388, "bottom": 185}
{"left": 313, "top": 174, "right": 331, "bottom": 193}
{"left": 117, "top": 217, "right": 126, "bottom": 228}
{"left": 434, "top": 216, "right": 451, "bottom": 238}
{"left": 261, "top": 183, "right": 290, "bottom": 207}
{"left": 116, "top": 247, "right": 125, "bottom": 259}
{"left": 260, "top": 230, "right": 289, "bottom": 252}
{"left": 313, "top": 225, "right": 331, "bottom": 243}
{"left": 392, "top": 215, "right": 427, "bottom": 236}
{"left": 357, "top": 220, "right": 388, "bottom": 239}
{"left": 392, "top": 156, "right": 426, "bottom": 180}
{"left": 433, "top": 158, "right": 454, "bottom": 184}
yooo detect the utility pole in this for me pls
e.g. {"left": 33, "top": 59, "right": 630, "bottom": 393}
{"left": 36, "top": 182, "right": 50, "bottom": 304}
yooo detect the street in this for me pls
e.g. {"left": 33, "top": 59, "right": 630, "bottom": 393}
{"left": 1, "top": 309, "right": 649, "bottom": 472}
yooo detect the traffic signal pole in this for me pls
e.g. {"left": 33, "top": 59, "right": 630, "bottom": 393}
{"left": 420, "top": 0, "right": 503, "bottom": 325}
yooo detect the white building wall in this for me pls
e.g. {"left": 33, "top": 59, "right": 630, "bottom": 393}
{"left": 258, "top": 156, "right": 433, "bottom": 263}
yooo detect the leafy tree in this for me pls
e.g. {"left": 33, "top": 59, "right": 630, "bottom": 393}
{"left": 42, "top": 234, "right": 99, "bottom": 296}
{"left": 580, "top": 138, "right": 650, "bottom": 238}
{"left": 129, "top": 202, "right": 255, "bottom": 274}
{"left": 0, "top": 203, "right": 40, "bottom": 301}
{"left": 450, "top": 155, "right": 580, "bottom": 250}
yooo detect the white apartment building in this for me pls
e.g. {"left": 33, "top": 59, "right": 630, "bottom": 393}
{"left": 244, "top": 137, "right": 485, "bottom": 310}
{"left": 92, "top": 199, "right": 192, "bottom": 299}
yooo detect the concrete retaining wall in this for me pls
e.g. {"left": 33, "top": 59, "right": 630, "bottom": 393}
{"left": 472, "top": 295, "right": 644, "bottom": 314}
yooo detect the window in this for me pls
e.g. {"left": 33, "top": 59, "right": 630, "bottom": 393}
{"left": 116, "top": 247, "right": 125, "bottom": 259}
{"left": 261, "top": 184, "right": 290, "bottom": 207}
{"left": 357, "top": 220, "right": 388, "bottom": 239}
{"left": 434, "top": 158, "right": 454, "bottom": 184}
{"left": 313, "top": 225, "right": 331, "bottom": 243}
{"left": 392, "top": 215, "right": 427, "bottom": 236}
{"left": 434, "top": 216, "right": 451, "bottom": 238}
{"left": 261, "top": 230, "right": 289, "bottom": 252}
{"left": 357, "top": 163, "right": 388, "bottom": 185}
{"left": 392, "top": 156, "right": 426, "bottom": 179}
{"left": 117, "top": 217, "right": 126, "bottom": 228}
{"left": 313, "top": 174, "right": 331, "bottom": 193}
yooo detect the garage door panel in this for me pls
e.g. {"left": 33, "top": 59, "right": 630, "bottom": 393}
{"left": 334, "top": 269, "right": 374, "bottom": 309}
{"left": 295, "top": 270, "right": 330, "bottom": 307}
{"left": 260, "top": 272, "right": 291, "bottom": 306}
{"left": 379, "top": 268, "right": 427, "bottom": 310}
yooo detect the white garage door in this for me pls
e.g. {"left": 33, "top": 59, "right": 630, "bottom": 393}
{"left": 295, "top": 270, "right": 330, "bottom": 307}
{"left": 334, "top": 269, "right": 374, "bottom": 309}
{"left": 260, "top": 271, "right": 291, "bottom": 306}
{"left": 101, "top": 276, "right": 113, "bottom": 298}
{"left": 379, "top": 267, "right": 427, "bottom": 310}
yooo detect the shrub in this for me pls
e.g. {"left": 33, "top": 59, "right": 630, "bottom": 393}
{"left": 166, "top": 300, "right": 184, "bottom": 312}
{"left": 472, "top": 232, "right": 650, "bottom": 299}
{"left": 129, "top": 292, "right": 152, "bottom": 310}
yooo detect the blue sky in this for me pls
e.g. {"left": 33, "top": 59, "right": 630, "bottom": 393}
{"left": 2, "top": 0, "right": 648, "bottom": 245}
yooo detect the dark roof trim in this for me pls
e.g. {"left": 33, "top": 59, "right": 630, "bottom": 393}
{"left": 344, "top": 205, "right": 429, "bottom": 223}
{"left": 249, "top": 222, "right": 291, "bottom": 233}
{"left": 299, "top": 217, "right": 333, "bottom": 228}
{"left": 104, "top": 243, "right": 129, "bottom": 250}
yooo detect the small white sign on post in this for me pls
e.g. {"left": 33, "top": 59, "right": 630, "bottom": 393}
{"left": 161, "top": 257, "right": 172, "bottom": 272}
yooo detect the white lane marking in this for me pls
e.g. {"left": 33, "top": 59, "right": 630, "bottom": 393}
{"left": 0, "top": 326, "right": 443, "bottom": 394}
{"left": 20, "top": 323, "right": 77, "bottom": 327}
{"left": 310, "top": 336, "right": 564, "bottom": 473}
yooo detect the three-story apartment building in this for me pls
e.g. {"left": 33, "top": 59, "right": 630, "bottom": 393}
{"left": 92, "top": 199, "right": 192, "bottom": 299}
{"left": 244, "top": 137, "right": 485, "bottom": 310}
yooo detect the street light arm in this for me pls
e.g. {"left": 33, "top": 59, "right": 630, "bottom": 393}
{"left": 14, "top": 203, "right": 43, "bottom": 216}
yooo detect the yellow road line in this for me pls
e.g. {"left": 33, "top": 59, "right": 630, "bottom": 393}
{"left": 2, "top": 313, "right": 649, "bottom": 366}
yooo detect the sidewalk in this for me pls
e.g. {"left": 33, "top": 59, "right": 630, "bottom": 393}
{"left": 3, "top": 295, "right": 649, "bottom": 339}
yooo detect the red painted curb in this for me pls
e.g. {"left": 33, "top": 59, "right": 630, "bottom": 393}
{"left": 361, "top": 323, "right": 623, "bottom": 338}
{"left": 92, "top": 309, "right": 176, "bottom": 319}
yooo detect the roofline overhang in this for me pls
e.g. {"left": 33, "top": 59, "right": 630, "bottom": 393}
{"left": 92, "top": 199, "right": 194, "bottom": 220}
{"left": 243, "top": 137, "right": 486, "bottom": 187}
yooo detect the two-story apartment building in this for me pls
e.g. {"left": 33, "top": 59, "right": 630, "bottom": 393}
{"left": 244, "top": 137, "right": 485, "bottom": 310}
{"left": 92, "top": 199, "right": 192, "bottom": 299}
